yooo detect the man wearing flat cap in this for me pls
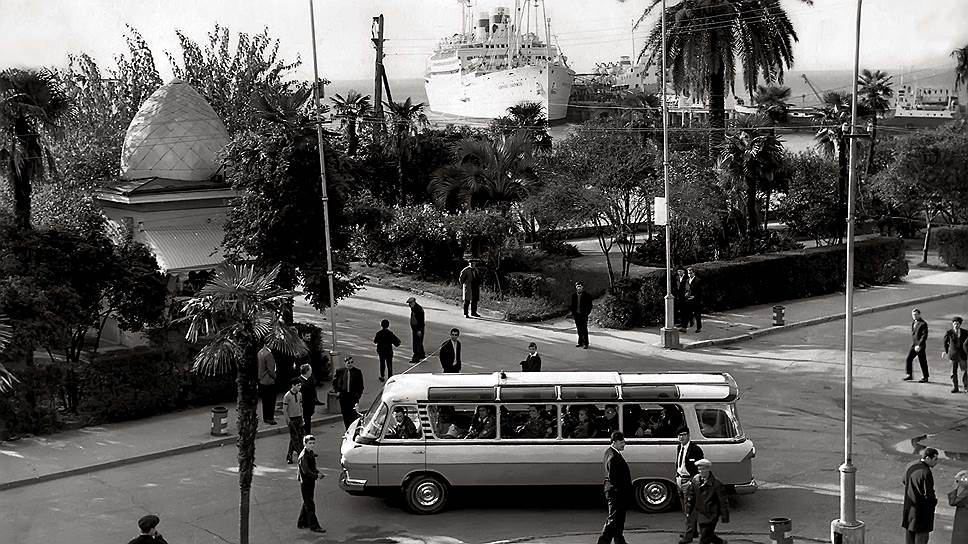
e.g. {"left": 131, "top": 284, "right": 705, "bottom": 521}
{"left": 128, "top": 514, "right": 168, "bottom": 544}
{"left": 685, "top": 459, "right": 729, "bottom": 544}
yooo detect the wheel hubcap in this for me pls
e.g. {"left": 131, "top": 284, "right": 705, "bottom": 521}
{"left": 641, "top": 482, "right": 668, "bottom": 506}
{"left": 415, "top": 481, "right": 441, "bottom": 507}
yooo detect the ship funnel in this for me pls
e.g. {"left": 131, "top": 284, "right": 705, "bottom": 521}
{"left": 476, "top": 10, "right": 489, "bottom": 41}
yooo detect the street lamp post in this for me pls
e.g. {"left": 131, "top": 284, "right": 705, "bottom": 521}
{"left": 308, "top": 0, "right": 340, "bottom": 359}
{"left": 659, "top": 0, "right": 680, "bottom": 349}
{"left": 831, "top": 1, "right": 865, "bottom": 543}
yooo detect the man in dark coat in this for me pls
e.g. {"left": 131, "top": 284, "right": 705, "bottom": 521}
{"left": 570, "top": 281, "right": 593, "bottom": 348}
{"left": 942, "top": 316, "right": 968, "bottom": 393}
{"left": 905, "top": 308, "right": 930, "bottom": 382}
{"left": 296, "top": 435, "right": 325, "bottom": 533}
{"left": 902, "top": 448, "right": 939, "bottom": 544}
{"left": 127, "top": 514, "right": 168, "bottom": 544}
{"left": 674, "top": 267, "right": 689, "bottom": 330}
{"left": 298, "top": 363, "right": 318, "bottom": 435}
{"left": 438, "top": 328, "right": 462, "bottom": 373}
{"left": 520, "top": 341, "right": 542, "bottom": 372}
{"left": 333, "top": 355, "right": 364, "bottom": 429}
{"left": 459, "top": 258, "right": 483, "bottom": 318}
{"left": 407, "top": 297, "right": 426, "bottom": 363}
{"left": 686, "top": 459, "right": 729, "bottom": 544}
{"left": 373, "top": 319, "right": 402, "bottom": 381}
{"left": 598, "top": 431, "right": 632, "bottom": 544}
{"left": 675, "top": 428, "right": 705, "bottom": 544}
{"left": 684, "top": 267, "right": 703, "bottom": 333}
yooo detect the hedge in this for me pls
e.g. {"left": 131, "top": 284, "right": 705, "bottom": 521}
{"left": 936, "top": 227, "right": 968, "bottom": 269}
{"left": 594, "top": 237, "right": 909, "bottom": 327}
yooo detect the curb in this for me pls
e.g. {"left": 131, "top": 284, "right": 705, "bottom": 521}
{"left": 484, "top": 528, "right": 827, "bottom": 544}
{"left": 0, "top": 413, "right": 344, "bottom": 492}
{"left": 682, "top": 289, "right": 968, "bottom": 351}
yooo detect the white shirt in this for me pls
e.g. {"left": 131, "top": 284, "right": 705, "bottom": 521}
{"left": 677, "top": 441, "right": 691, "bottom": 478}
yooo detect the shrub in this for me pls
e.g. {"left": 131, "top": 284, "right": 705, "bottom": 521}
{"left": 505, "top": 272, "right": 553, "bottom": 299}
{"left": 0, "top": 364, "right": 64, "bottom": 440}
{"left": 504, "top": 296, "right": 567, "bottom": 322}
{"left": 536, "top": 237, "right": 582, "bottom": 257}
{"left": 936, "top": 227, "right": 968, "bottom": 269}
{"left": 76, "top": 347, "right": 180, "bottom": 423}
{"left": 591, "top": 293, "right": 639, "bottom": 329}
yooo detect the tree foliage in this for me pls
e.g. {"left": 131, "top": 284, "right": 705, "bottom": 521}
{"left": 775, "top": 151, "right": 841, "bottom": 246}
{"left": 489, "top": 101, "right": 553, "bottom": 152}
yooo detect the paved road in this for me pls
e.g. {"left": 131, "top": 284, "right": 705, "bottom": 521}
{"left": 2, "top": 293, "right": 966, "bottom": 544}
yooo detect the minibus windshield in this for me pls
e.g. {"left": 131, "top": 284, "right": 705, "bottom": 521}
{"left": 356, "top": 402, "right": 388, "bottom": 444}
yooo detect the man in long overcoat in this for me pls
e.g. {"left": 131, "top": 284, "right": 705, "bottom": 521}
{"left": 407, "top": 297, "right": 426, "bottom": 363}
{"left": 459, "top": 258, "right": 482, "bottom": 318}
{"left": 903, "top": 448, "right": 939, "bottom": 544}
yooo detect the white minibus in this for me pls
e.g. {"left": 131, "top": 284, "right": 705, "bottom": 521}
{"left": 339, "top": 371, "right": 756, "bottom": 514}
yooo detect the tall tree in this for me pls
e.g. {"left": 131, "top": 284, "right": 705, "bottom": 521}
{"left": 384, "top": 98, "right": 429, "bottom": 206}
{"left": 636, "top": 0, "right": 810, "bottom": 136}
{"left": 0, "top": 315, "right": 16, "bottom": 393}
{"left": 330, "top": 90, "right": 371, "bottom": 156}
{"left": 814, "top": 90, "right": 852, "bottom": 244}
{"left": 953, "top": 44, "right": 968, "bottom": 93}
{"left": 489, "top": 101, "right": 553, "bottom": 152}
{"left": 0, "top": 68, "right": 72, "bottom": 230}
{"left": 181, "top": 263, "right": 308, "bottom": 544}
{"left": 753, "top": 83, "right": 792, "bottom": 125}
{"left": 857, "top": 69, "right": 894, "bottom": 183}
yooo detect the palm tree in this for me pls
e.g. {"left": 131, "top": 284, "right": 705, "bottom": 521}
{"left": 718, "top": 115, "right": 785, "bottom": 252}
{"left": 429, "top": 130, "right": 540, "bottom": 216}
{"left": 0, "top": 68, "right": 72, "bottom": 230}
{"left": 489, "top": 101, "right": 553, "bottom": 152}
{"left": 636, "top": 0, "right": 809, "bottom": 137}
{"left": 951, "top": 44, "right": 968, "bottom": 113}
{"left": 180, "top": 263, "right": 308, "bottom": 544}
{"left": 753, "top": 84, "right": 792, "bottom": 125}
{"left": 0, "top": 315, "right": 18, "bottom": 394}
{"left": 384, "top": 98, "right": 429, "bottom": 206}
{"left": 330, "top": 90, "right": 371, "bottom": 156}
{"left": 814, "top": 90, "right": 868, "bottom": 244}
{"left": 857, "top": 69, "right": 893, "bottom": 183}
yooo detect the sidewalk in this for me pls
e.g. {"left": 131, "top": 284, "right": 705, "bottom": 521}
{"left": 0, "top": 263, "right": 965, "bottom": 492}
{"left": 485, "top": 528, "right": 826, "bottom": 544}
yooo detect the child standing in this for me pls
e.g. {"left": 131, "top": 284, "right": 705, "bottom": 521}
{"left": 282, "top": 378, "right": 303, "bottom": 464}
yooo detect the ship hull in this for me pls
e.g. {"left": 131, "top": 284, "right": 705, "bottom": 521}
{"left": 425, "top": 64, "right": 574, "bottom": 121}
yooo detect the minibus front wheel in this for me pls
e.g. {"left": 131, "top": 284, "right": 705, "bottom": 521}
{"left": 404, "top": 474, "right": 449, "bottom": 514}
{"left": 634, "top": 479, "right": 675, "bottom": 513}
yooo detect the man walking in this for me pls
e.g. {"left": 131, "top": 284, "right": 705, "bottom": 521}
{"left": 298, "top": 363, "right": 318, "bottom": 435}
{"left": 459, "top": 257, "right": 482, "bottom": 318}
{"left": 257, "top": 344, "right": 277, "bottom": 425}
{"left": 439, "top": 328, "right": 462, "bottom": 373}
{"left": 282, "top": 378, "right": 303, "bottom": 464}
{"left": 407, "top": 297, "right": 426, "bottom": 363}
{"left": 373, "top": 319, "right": 402, "bottom": 382}
{"left": 686, "top": 459, "right": 729, "bottom": 544}
{"left": 570, "top": 281, "right": 593, "bottom": 349}
{"left": 685, "top": 267, "right": 703, "bottom": 333}
{"left": 905, "top": 308, "right": 930, "bottom": 382}
{"left": 676, "top": 428, "right": 705, "bottom": 544}
{"left": 942, "top": 316, "right": 968, "bottom": 393}
{"left": 903, "top": 448, "right": 939, "bottom": 544}
{"left": 296, "top": 434, "right": 326, "bottom": 533}
{"left": 334, "top": 355, "right": 364, "bottom": 429}
{"left": 598, "top": 431, "right": 632, "bottom": 544}
{"left": 127, "top": 515, "right": 168, "bottom": 544}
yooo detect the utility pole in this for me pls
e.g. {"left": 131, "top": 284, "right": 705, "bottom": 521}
{"left": 372, "top": 14, "right": 386, "bottom": 139}
{"left": 659, "top": 0, "right": 679, "bottom": 349}
{"left": 830, "top": 1, "right": 865, "bottom": 543}
{"left": 308, "top": 0, "right": 339, "bottom": 359}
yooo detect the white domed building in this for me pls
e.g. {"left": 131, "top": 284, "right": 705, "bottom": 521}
{"left": 97, "top": 79, "right": 238, "bottom": 278}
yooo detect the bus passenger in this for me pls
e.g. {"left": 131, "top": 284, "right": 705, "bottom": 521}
{"left": 465, "top": 406, "right": 496, "bottom": 439}
{"left": 599, "top": 405, "right": 620, "bottom": 436}
{"left": 570, "top": 407, "right": 597, "bottom": 438}
{"left": 516, "top": 405, "right": 554, "bottom": 438}
{"left": 385, "top": 406, "right": 420, "bottom": 439}
{"left": 633, "top": 414, "right": 654, "bottom": 438}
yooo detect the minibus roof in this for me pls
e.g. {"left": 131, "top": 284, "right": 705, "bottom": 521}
{"left": 381, "top": 372, "right": 739, "bottom": 404}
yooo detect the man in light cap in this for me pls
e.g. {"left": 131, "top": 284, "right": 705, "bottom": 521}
{"left": 407, "top": 297, "right": 426, "bottom": 363}
{"left": 128, "top": 514, "right": 168, "bottom": 544}
{"left": 686, "top": 459, "right": 729, "bottom": 544}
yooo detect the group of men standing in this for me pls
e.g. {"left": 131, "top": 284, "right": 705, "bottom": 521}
{"left": 674, "top": 267, "right": 703, "bottom": 333}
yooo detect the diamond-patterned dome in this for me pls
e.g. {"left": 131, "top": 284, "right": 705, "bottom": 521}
{"left": 120, "top": 79, "right": 229, "bottom": 181}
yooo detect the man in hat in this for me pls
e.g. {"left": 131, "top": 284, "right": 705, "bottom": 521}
{"left": 128, "top": 514, "right": 168, "bottom": 544}
{"left": 407, "top": 297, "right": 426, "bottom": 363}
{"left": 459, "top": 257, "right": 482, "bottom": 318}
{"left": 597, "top": 431, "right": 632, "bottom": 544}
{"left": 686, "top": 459, "right": 729, "bottom": 544}
{"left": 675, "top": 427, "right": 705, "bottom": 543}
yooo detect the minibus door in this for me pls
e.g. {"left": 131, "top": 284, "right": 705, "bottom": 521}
{"left": 378, "top": 405, "right": 425, "bottom": 486}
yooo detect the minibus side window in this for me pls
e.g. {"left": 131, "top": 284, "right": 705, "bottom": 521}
{"left": 504, "top": 404, "right": 558, "bottom": 439}
{"left": 428, "top": 404, "right": 497, "bottom": 439}
{"left": 695, "top": 404, "right": 738, "bottom": 439}
{"left": 383, "top": 405, "right": 422, "bottom": 440}
{"left": 562, "top": 404, "right": 617, "bottom": 438}
{"left": 623, "top": 403, "right": 685, "bottom": 438}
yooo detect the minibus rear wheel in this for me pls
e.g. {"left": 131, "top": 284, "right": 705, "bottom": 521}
{"left": 634, "top": 479, "right": 675, "bottom": 512}
{"left": 404, "top": 474, "right": 449, "bottom": 514}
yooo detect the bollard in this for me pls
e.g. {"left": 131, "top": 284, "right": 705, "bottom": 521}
{"left": 210, "top": 406, "right": 229, "bottom": 436}
{"left": 772, "top": 305, "right": 786, "bottom": 326}
{"left": 769, "top": 517, "right": 793, "bottom": 544}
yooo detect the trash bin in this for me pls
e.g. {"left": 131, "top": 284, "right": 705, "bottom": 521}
{"left": 769, "top": 517, "right": 793, "bottom": 544}
{"left": 772, "top": 305, "right": 786, "bottom": 326}
{"left": 327, "top": 390, "right": 340, "bottom": 414}
{"left": 210, "top": 406, "right": 229, "bottom": 436}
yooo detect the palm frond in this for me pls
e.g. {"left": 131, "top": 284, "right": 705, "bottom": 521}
{"left": 192, "top": 333, "right": 244, "bottom": 377}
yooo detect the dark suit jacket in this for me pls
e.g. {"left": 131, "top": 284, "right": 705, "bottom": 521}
{"left": 676, "top": 442, "right": 706, "bottom": 477}
{"left": 128, "top": 535, "right": 169, "bottom": 544}
{"left": 688, "top": 472, "right": 729, "bottom": 523}
{"left": 439, "top": 339, "right": 462, "bottom": 372}
{"left": 520, "top": 353, "right": 541, "bottom": 372}
{"left": 570, "top": 291, "right": 593, "bottom": 317}
{"left": 603, "top": 446, "right": 633, "bottom": 504}
{"left": 297, "top": 449, "right": 319, "bottom": 483}
{"left": 943, "top": 328, "right": 968, "bottom": 362}
{"left": 912, "top": 318, "right": 928, "bottom": 348}
{"left": 685, "top": 277, "right": 703, "bottom": 308}
{"left": 410, "top": 303, "right": 425, "bottom": 331}
{"left": 334, "top": 367, "right": 364, "bottom": 397}
{"left": 374, "top": 328, "right": 402, "bottom": 355}
{"left": 299, "top": 375, "right": 318, "bottom": 414}
{"left": 903, "top": 460, "right": 937, "bottom": 532}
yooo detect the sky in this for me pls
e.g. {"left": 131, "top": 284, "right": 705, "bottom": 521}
{"left": 1, "top": 0, "right": 966, "bottom": 84}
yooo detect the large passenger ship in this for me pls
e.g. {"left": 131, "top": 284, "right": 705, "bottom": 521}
{"left": 424, "top": 1, "right": 575, "bottom": 121}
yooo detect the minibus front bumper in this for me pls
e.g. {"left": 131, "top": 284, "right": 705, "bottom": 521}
{"left": 338, "top": 469, "right": 369, "bottom": 495}
{"left": 732, "top": 478, "right": 758, "bottom": 495}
